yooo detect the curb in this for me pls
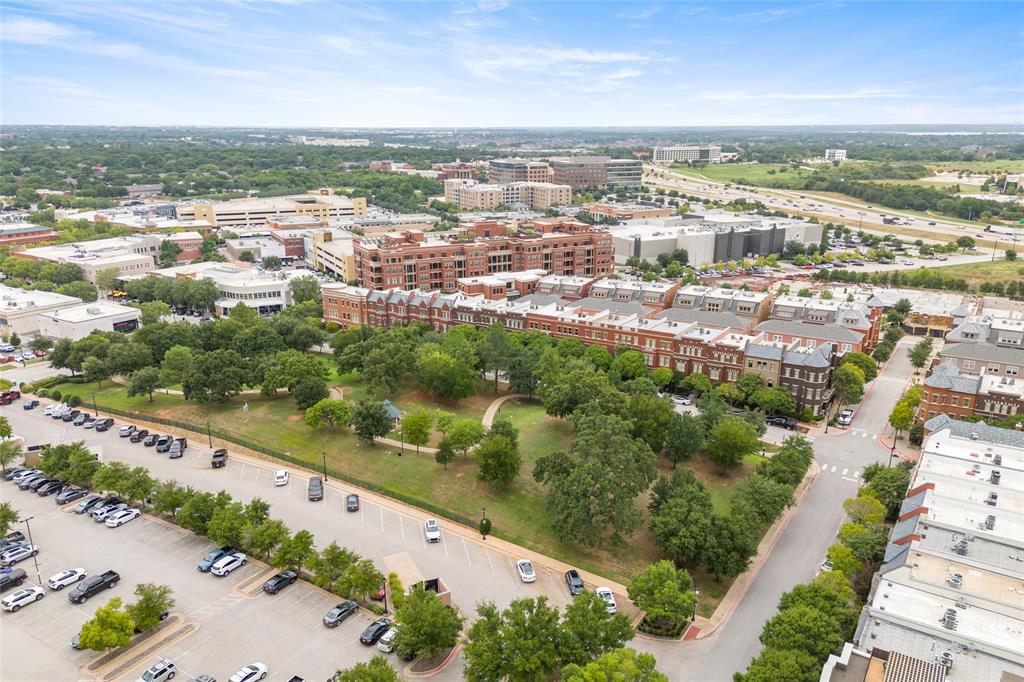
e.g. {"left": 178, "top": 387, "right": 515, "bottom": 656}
{"left": 404, "top": 643, "right": 463, "bottom": 678}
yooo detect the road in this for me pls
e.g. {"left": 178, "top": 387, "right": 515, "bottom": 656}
{"left": 644, "top": 164, "right": 1016, "bottom": 251}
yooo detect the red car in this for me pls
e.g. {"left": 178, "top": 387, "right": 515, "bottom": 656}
{"left": 32, "top": 351, "right": 46, "bottom": 358}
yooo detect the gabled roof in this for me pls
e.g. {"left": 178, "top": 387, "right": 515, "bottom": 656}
{"left": 744, "top": 343, "right": 784, "bottom": 361}
{"left": 922, "top": 361, "right": 981, "bottom": 394}
{"left": 782, "top": 343, "right": 833, "bottom": 368}
{"left": 941, "top": 342, "right": 1024, "bottom": 365}
{"left": 755, "top": 319, "right": 863, "bottom": 344}
{"left": 653, "top": 307, "right": 747, "bottom": 329}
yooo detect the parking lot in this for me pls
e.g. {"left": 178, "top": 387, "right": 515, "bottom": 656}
{"left": 1, "top": 482, "right": 403, "bottom": 681}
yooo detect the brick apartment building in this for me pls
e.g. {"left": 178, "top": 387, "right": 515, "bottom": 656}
{"left": 351, "top": 220, "right": 614, "bottom": 291}
{"left": 918, "top": 343, "right": 1024, "bottom": 423}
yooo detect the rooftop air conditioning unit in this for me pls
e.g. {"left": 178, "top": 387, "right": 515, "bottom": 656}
{"left": 993, "top": 454, "right": 1002, "bottom": 466}
{"left": 940, "top": 652, "right": 954, "bottom": 669}
{"left": 984, "top": 515, "right": 996, "bottom": 530}
{"left": 949, "top": 573, "right": 963, "bottom": 588}
{"left": 970, "top": 433, "right": 979, "bottom": 441}
{"left": 991, "top": 470, "right": 1001, "bottom": 485}
{"left": 86, "top": 307, "right": 100, "bottom": 315}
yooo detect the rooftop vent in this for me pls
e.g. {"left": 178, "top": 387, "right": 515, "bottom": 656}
{"left": 991, "top": 470, "right": 1001, "bottom": 485}
{"left": 970, "top": 432, "right": 979, "bottom": 441}
{"left": 940, "top": 652, "right": 954, "bottom": 669}
{"left": 949, "top": 573, "right": 963, "bottom": 588}
{"left": 984, "top": 515, "right": 996, "bottom": 531}
{"left": 86, "top": 307, "right": 101, "bottom": 315}
{"left": 993, "top": 454, "right": 1003, "bottom": 466}
{"left": 943, "top": 609, "right": 958, "bottom": 630}
{"left": 985, "top": 492, "right": 998, "bottom": 507}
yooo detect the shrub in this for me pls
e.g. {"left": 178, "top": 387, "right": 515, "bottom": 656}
{"left": 49, "top": 389, "right": 62, "bottom": 402}
{"left": 67, "top": 395, "right": 82, "bottom": 407}
{"left": 35, "top": 388, "right": 48, "bottom": 398}
{"left": 908, "top": 423, "right": 924, "bottom": 446}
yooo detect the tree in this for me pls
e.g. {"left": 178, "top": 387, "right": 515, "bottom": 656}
{"left": 126, "top": 583, "right": 175, "bottom": 632}
{"left": 182, "top": 349, "right": 249, "bottom": 402}
{"left": 833, "top": 363, "right": 865, "bottom": 407}
{"left": 627, "top": 561, "right": 696, "bottom": 628}
{"left": 464, "top": 598, "right": 561, "bottom": 682}
{"left": 29, "top": 336, "right": 52, "bottom": 353}
{"left": 417, "top": 350, "right": 477, "bottom": 401}
{"left": 289, "top": 275, "right": 321, "bottom": 304}
{"left": 447, "top": 418, "right": 485, "bottom": 458}
{"left": 139, "top": 300, "right": 171, "bottom": 325}
{"left": 558, "top": 591, "right": 635, "bottom": 667}
{"left": 262, "top": 349, "right": 329, "bottom": 395}
{"left": 261, "top": 255, "right": 282, "bottom": 270}
{"left": 826, "top": 543, "right": 862, "bottom": 578}
{"left": 307, "top": 542, "right": 359, "bottom": 593}
{"left": 159, "top": 344, "right": 193, "bottom": 387}
{"left": 349, "top": 400, "right": 393, "bottom": 443}
{"left": 759, "top": 603, "right": 847, "bottom": 661}
{"left": 560, "top": 648, "right": 668, "bottom": 682}
{"left": 735, "top": 647, "right": 821, "bottom": 682}
{"left": 842, "top": 352, "right": 877, "bottom": 383}
{"left": 703, "top": 515, "right": 757, "bottom": 579}
{"left": 82, "top": 355, "right": 109, "bottom": 387}
{"left": 292, "top": 376, "right": 330, "bottom": 410}
{"left": 239, "top": 250, "right": 255, "bottom": 262}
{"left": 304, "top": 399, "right": 351, "bottom": 431}
{"left": 92, "top": 461, "right": 132, "bottom": 494}
{"left": 0, "top": 416, "right": 11, "bottom": 440}
{"left": 243, "top": 497, "right": 270, "bottom": 528}
{"left": 394, "top": 585, "right": 463, "bottom": 658}
{"left": 731, "top": 474, "right": 794, "bottom": 526}
{"left": 908, "top": 338, "right": 933, "bottom": 370}
{"left": 474, "top": 435, "right": 521, "bottom": 489}
{"left": 861, "top": 465, "right": 911, "bottom": 520}
{"left": 434, "top": 439, "right": 455, "bottom": 471}
{"left": 151, "top": 480, "right": 191, "bottom": 517}
{"left": 705, "top": 416, "right": 760, "bottom": 471}
{"left": 1006, "top": 249, "right": 1018, "bottom": 261}
{"left": 0, "top": 502, "right": 18, "bottom": 537}
{"left": 332, "top": 656, "right": 401, "bottom": 682}
{"left": 176, "top": 491, "right": 220, "bottom": 536}
{"left": 956, "top": 235, "right": 976, "bottom": 252}
{"left": 478, "top": 322, "right": 514, "bottom": 393}
{"left": 627, "top": 393, "right": 674, "bottom": 452}
{"left": 888, "top": 400, "right": 914, "bottom": 440}
{"left": 534, "top": 413, "right": 656, "bottom": 544}
{"left": 400, "top": 409, "right": 432, "bottom": 455}
{"left": 663, "top": 413, "right": 703, "bottom": 467}
{"left": 127, "top": 366, "right": 162, "bottom": 402}
{"left": 58, "top": 280, "right": 99, "bottom": 302}
{"left": 651, "top": 367, "right": 673, "bottom": 389}
{"left": 95, "top": 268, "right": 121, "bottom": 294}
{"left": 759, "top": 437, "right": 813, "bottom": 486}
{"left": 248, "top": 518, "right": 290, "bottom": 561}
{"left": 207, "top": 502, "right": 248, "bottom": 548}
{"left": 610, "top": 350, "right": 646, "bottom": 380}
{"left": 78, "top": 597, "right": 135, "bottom": 652}
{"left": 0, "top": 440, "right": 21, "bottom": 478}
{"left": 272, "top": 529, "right": 316, "bottom": 570}
{"left": 488, "top": 416, "right": 519, "bottom": 449}
{"left": 681, "top": 373, "right": 712, "bottom": 396}
{"left": 434, "top": 410, "right": 455, "bottom": 437}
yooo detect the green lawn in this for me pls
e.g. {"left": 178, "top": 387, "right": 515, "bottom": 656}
{"left": 930, "top": 257, "right": 1024, "bottom": 286}
{"left": 670, "top": 162, "right": 814, "bottom": 188}
{"left": 926, "top": 159, "right": 1024, "bottom": 174}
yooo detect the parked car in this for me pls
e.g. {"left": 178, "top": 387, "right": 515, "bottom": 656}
{"left": 61, "top": 409, "right": 81, "bottom": 422}
{"left": 273, "top": 470, "right": 289, "bottom": 486}
{"left": 155, "top": 436, "right": 172, "bottom": 453}
{"left": 377, "top": 626, "right": 398, "bottom": 653}
{"left": 22, "top": 400, "right": 39, "bottom": 410}
{"left": 197, "top": 546, "right": 234, "bottom": 573}
{"left": 167, "top": 438, "right": 187, "bottom": 459}
{"left": 670, "top": 395, "right": 691, "bottom": 406}
{"left": 119, "top": 425, "right": 136, "bottom": 437}
{"left": 106, "top": 508, "right": 142, "bottom": 527}
{"left": 564, "top": 569, "right": 585, "bottom": 597}
{"left": 359, "top": 618, "right": 392, "bottom": 645}
{"left": 766, "top": 416, "right": 797, "bottom": 430}
{"left": 211, "top": 449, "right": 227, "bottom": 468}
{"left": 262, "top": 570, "right": 297, "bottom": 594}
{"left": 3, "top": 467, "right": 28, "bottom": 481}
{"left": 143, "top": 433, "right": 159, "bottom": 447}
{"left": 92, "top": 502, "right": 128, "bottom": 522}
{"left": 95, "top": 418, "right": 115, "bottom": 432}
{"left": 136, "top": 658, "right": 176, "bottom": 682}
{"left": 56, "top": 487, "right": 89, "bottom": 505}
{"left": 47, "top": 568, "right": 87, "bottom": 591}
{"left": 130, "top": 429, "right": 150, "bottom": 443}
{"left": 228, "top": 663, "right": 267, "bottom": 682}
{"left": 1, "top": 586, "right": 44, "bottom": 611}
{"left": 837, "top": 409, "right": 854, "bottom": 427}
{"left": 18, "top": 474, "right": 48, "bottom": 490}
{"left": 516, "top": 559, "right": 536, "bottom": 583}
{"left": 596, "top": 587, "right": 617, "bottom": 614}
{"left": 2, "top": 531, "right": 25, "bottom": 544}
{"left": 307, "top": 476, "right": 323, "bottom": 501}
{"left": 83, "top": 418, "right": 99, "bottom": 429}
{"left": 345, "top": 494, "right": 359, "bottom": 512}
{"left": 0, "top": 391, "right": 21, "bottom": 405}
{"left": 0, "top": 568, "right": 28, "bottom": 593}
{"left": 73, "top": 413, "right": 90, "bottom": 426}
{"left": 424, "top": 518, "right": 441, "bottom": 543}
{"left": 322, "top": 600, "right": 358, "bottom": 628}
{"left": 10, "top": 469, "right": 39, "bottom": 483}
{"left": 37, "top": 480, "right": 67, "bottom": 497}
{"left": 75, "top": 495, "right": 105, "bottom": 515}
{"left": 25, "top": 476, "right": 55, "bottom": 491}
{"left": 210, "top": 552, "right": 246, "bottom": 577}
{"left": 67, "top": 570, "right": 120, "bottom": 604}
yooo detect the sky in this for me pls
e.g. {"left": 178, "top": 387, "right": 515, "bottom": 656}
{"left": 1, "top": 0, "right": 1022, "bottom": 127}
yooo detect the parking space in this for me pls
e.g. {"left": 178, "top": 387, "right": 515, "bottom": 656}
{"left": 1, "top": 480, "right": 401, "bottom": 681}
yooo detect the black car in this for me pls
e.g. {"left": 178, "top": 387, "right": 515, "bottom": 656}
{"left": 262, "top": 570, "right": 298, "bottom": 594}
{"left": 345, "top": 494, "right": 359, "bottom": 512}
{"left": 68, "top": 570, "right": 119, "bottom": 604}
{"left": 61, "top": 409, "right": 81, "bottom": 422}
{"left": 56, "top": 487, "right": 88, "bottom": 505}
{"left": 0, "top": 568, "right": 27, "bottom": 593}
{"left": 73, "top": 413, "right": 90, "bottom": 426}
{"left": 307, "top": 476, "right": 323, "bottom": 502}
{"left": 18, "top": 474, "right": 47, "bottom": 490}
{"left": 143, "top": 433, "right": 159, "bottom": 447}
{"left": 37, "top": 480, "right": 66, "bottom": 496}
{"left": 4, "top": 467, "right": 28, "bottom": 481}
{"left": 564, "top": 569, "right": 585, "bottom": 597}
{"left": 359, "top": 618, "right": 391, "bottom": 644}
{"left": 74, "top": 495, "right": 105, "bottom": 514}
{"left": 2, "top": 531, "right": 25, "bottom": 545}
{"left": 94, "top": 418, "right": 114, "bottom": 432}
{"left": 323, "top": 600, "right": 358, "bottom": 627}
{"left": 26, "top": 476, "right": 55, "bottom": 491}
{"left": 211, "top": 449, "right": 227, "bottom": 468}
{"left": 766, "top": 416, "right": 797, "bottom": 430}
{"left": 129, "top": 429, "right": 149, "bottom": 443}
{"left": 155, "top": 436, "right": 172, "bottom": 453}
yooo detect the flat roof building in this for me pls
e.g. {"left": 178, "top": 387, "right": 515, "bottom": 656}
{"left": 487, "top": 159, "right": 553, "bottom": 184}
{"left": 37, "top": 301, "right": 141, "bottom": 340}
{"left": 147, "top": 262, "right": 316, "bottom": 316}
{"left": 19, "top": 235, "right": 164, "bottom": 282}
{"left": 825, "top": 148, "right": 848, "bottom": 162}
{"left": 652, "top": 145, "right": 722, "bottom": 164}
{"left": 177, "top": 188, "right": 367, "bottom": 229}
{"left": 444, "top": 179, "right": 571, "bottom": 211}
{"left": 0, "top": 222, "right": 59, "bottom": 247}
{"left": 0, "top": 286, "right": 83, "bottom": 336}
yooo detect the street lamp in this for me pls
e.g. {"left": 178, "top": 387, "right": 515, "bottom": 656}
{"left": 91, "top": 392, "right": 98, "bottom": 418}
{"left": 322, "top": 452, "right": 328, "bottom": 482}
{"left": 206, "top": 419, "right": 213, "bottom": 448}
{"left": 18, "top": 516, "right": 42, "bottom": 586}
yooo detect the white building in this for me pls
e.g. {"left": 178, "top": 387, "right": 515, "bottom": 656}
{"left": 21, "top": 236, "right": 162, "bottom": 282}
{"left": 0, "top": 286, "right": 83, "bottom": 336}
{"left": 652, "top": 145, "right": 722, "bottom": 164}
{"left": 824, "top": 148, "right": 847, "bottom": 162}
{"left": 147, "top": 262, "right": 317, "bottom": 316}
{"left": 37, "top": 301, "right": 141, "bottom": 340}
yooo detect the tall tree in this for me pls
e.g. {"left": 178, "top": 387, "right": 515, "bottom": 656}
{"left": 664, "top": 412, "right": 705, "bottom": 466}
{"left": 833, "top": 363, "right": 865, "bottom": 407}
{"left": 705, "top": 416, "right": 759, "bottom": 471}
{"left": 626, "top": 393, "right": 674, "bottom": 453}
{"left": 289, "top": 275, "right": 321, "bottom": 304}
{"left": 474, "top": 435, "right": 521, "bottom": 490}
{"left": 400, "top": 409, "right": 432, "bottom": 455}
{"left": 126, "top": 583, "right": 175, "bottom": 633}
{"left": 627, "top": 560, "right": 697, "bottom": 629}
{"left": 464, "top": 598, "right": 562, "bottom": 682}
{"left": 558, "top": 591, "right": 635, "bottom": 667}
{"left": 393, "top": 586, "right": 464, "bottom": 658}
{"left": 0, "top": 502, "right": 18, "bottom": 537}
{"left": 304, "top": 398, "right": 351, "bottom": 431}
{"left": 78, "top": 597, "right": 135, "bottom": 652}
{"left": 272, "top": 529, "right": 316, "bottom": 571}
{"left": 478, "top": 322, "right": 513, "bottom": 393}
{"left": 349, "top": 400, "right": 393, "bottom": 444}
{"left": 331, "top": 656, "right": 401, "bottom": 682}
{"left": 447, "top": 419, "right": 485, "bottom": 458}
{"left": 560, "top": 648, "right": 668, "bottom": 682}
{"left": 127, "top": 366, "right": 162, "bottom": 402}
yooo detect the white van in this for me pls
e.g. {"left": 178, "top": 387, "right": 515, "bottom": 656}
{"left": 377, "top": 626, "right": 398, "bottom": 653}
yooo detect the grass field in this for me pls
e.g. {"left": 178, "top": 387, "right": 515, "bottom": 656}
{"left": 929, "top": 257, "right": 1024, "bottom": 285}
{"left": 926, "top": 159, "right": 1024, "bottom": 174}
{"left": 671, "top": 162, "right": 813, "bottom": 188}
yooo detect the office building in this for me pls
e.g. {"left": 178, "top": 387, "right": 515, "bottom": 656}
{"left": 826, "top": 415, "right": 1024, "bottom": 682}
{"left": 0, "top": 222, "right": 59, "bottom": 247}
{"left": 585, "top": 203, "right": 674, "bottom": 221}
{"left": 310, "top": 231, "right": 357, "bottom": 282}
{"left": 38, "top": 301, "right": 141, "bottom": 340}
{"left": 549, "top": 156, "right": 610, "bottom": 189}
{"left": 486, "top": 159, "right": 554, "bottom": 184}
{"left": 652, "top": 145, "right": 722, "bottom": 164}
{"left": 824, "top": 148, "right": 848, "bottom": 162}
{"left": 146, "top": 262, "right": 314, "bottom": 316}
{"left": 605, "top": 159, "right": 644, "bottom": 189}
{"left": 435, "top": 162, "right": 478, "bottom": 181}
{"left": 19, "top": 235, "right": 167, "bottom": 282}
{"left": 443, "top": 179, "right": 571, "bottom": 211}
{"left": 177, "top": 188, "right": 367, "bottom": 229}
{"left": 224, "top": 234, "right": 287, "bottom": 262}
{"left": 0, "top": 286, "right": 83, "bottom": 336}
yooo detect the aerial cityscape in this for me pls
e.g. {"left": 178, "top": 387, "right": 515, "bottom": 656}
{"left": 1, "top": 1, "right": 1023, "bottom": 682}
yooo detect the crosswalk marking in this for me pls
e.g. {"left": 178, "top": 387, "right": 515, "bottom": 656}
{"left": 853, "top": 471, "right": 860, "bottom": 478}
{"left": 842, "top": 468, "right": 848, "bottom": 476}
{"left": 831, "top": 465, "right": 837, "bottom": 473}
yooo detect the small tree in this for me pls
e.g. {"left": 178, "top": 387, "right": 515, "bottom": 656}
{"left": 0, "top": 502, "right": 18, "bottom": 537}
{"left": 0, "top": 416, "right": 11, "bottom": 440}
{"left": 560, "top": 648, "right": 668, "bottom": 682}
{"left": 474, "top": 435, "right": 521, "bottom": 489}
{"left": 304, "top": 398, "right": 351, "bottom": 431}
{"left": 401, "top": 409, "right": 432, "bottom": 455}
{"left": 664, "top": 412, "right": 704, "bottom": 467}
{"left": 82, "top": 356, "right": 109, "bottom": 387}
{"left": 207, "top": 502, "right": 248, "bottom": 548}
{"left": 888, "top": 400, "right": 914, "bottom": 440}
{"left": 126, "top": 583, "right": 175, "bottom": 632}
{"left": 248, "top": 519, "right": 289, "bottom": 561}
{"left": 332, "top": 656, "right": 401, "bottom": 682}
{"left": 0, "top": 440, "right": 20, "bottom": 476}
{"left": 78, "top": 597, "right": 135, "bottom": 652}
{"left": 705, "top": 417, "right": 759, "bottom": 471}
{"left": 272, "top": 529, "right": 316, "bottom": 570}
{"left": 446, "top": 419, "right": 485, "bottom": 458}
{"left": 127, "top": 367, "right": 162, "bottom": 402}
{"left": 434, "top": 439, "right": 455, "bottom": 472}
{"left": 434, "top": 410, "right": 455, "bottom": 437}
{"left": 558, "top": 590, "right": 635, "bottom": 666}
{"left": 627, "top": 561, "right": 697, "bottom": 629}
{"left": 350, "top": 400, "right": 393, "bottom": 443}
{"left": 393, "top": 586, "right": 464, "bottom": 658}
{"left": 908, "top": 338, "right": 933, "bottom": 370}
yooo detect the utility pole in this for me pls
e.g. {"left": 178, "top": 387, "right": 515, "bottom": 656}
{"left": 18, "top": 516, "right": 42, "bottom": 586}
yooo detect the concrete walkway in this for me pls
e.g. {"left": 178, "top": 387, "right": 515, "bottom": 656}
{"left": 481, "top": 393, "right": 526, "bottom": 428}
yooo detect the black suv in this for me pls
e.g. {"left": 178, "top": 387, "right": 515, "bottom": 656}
{"left": 68, "top": 570, "right": 119, "bottom": 604}
{"left": 766, "top": 416, "right": 797, "bottom": 430}
{"left": 564, "top": 569, "right": 585, "bottom": 597}
{"left": 130, "top": 429, "right": 149, "bottom": 443}
{"left": 262, "top": 570, "right": 297, "bottom": 594}
{"left": 307, "top": 476, "right": 323, "bottom": 502}
{"left": 143, "top": 433, "right": 159, "bottom": 447}
{"left": 0, "top": 568, "right": 27, "bottom": 593}
{"left": 211, "top": 449, "right": 227, "bottom": 468}
{"left": 94, "top": 418, "right": 114, "bottom": 432}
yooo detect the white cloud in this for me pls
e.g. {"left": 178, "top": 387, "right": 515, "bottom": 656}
{"left": 1, "top": 17, "right": 77, "bottom": 44}
{"left": 700, "top": 87, "right": 910, "bottom": 102}
{"left": 574, "top": 67, "right": 644, "bottom": 93}
{"left": 466, "top": 44, "right": 657, "bottom": 79}
{"left": 616, "top": 5, "right": 661, "bottom": 20}
{"left": 475, "top": 0, "right": 509, "bottom": 12}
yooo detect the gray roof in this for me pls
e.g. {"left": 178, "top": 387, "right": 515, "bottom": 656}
{"left": 940, "top": 342, "right": 1024, "bottom": 365}
{"left": 573, "top": 297, "right": 650, "bottom": 316}
{"left": 923, "top": 413, "right": 1024, "bottom": 449}
{"left": 890, "top": 514, "right": 923, "bottom": 545}
{"left": 879, "top": 543, "right": 910, "bottom": 575}
{"left": 516, "top": 293, "right": 564, "bottom": 307}
{"left": 744, "top": 343, "right": 784, "bottom": 361}
{"left": 945, "top": 320, "right": 990, "bottom": 343}
{"left": 653, "top": 307, "right": 748, "bottom": 329}
{"left": 381, "top": 399, "right": 402, "bottom": 419}
{"left": 755, "top": 319, "right": 863, "bottom": 344}
{"left": 922, "top": 361, "right": 981, "bottom": 394}
{"left": 782, "top": 343, "right": 833, "bottom": 368}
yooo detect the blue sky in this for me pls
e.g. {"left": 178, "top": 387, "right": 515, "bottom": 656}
{"left": 1, "top": 1, "right": 1021, "bottom": 127}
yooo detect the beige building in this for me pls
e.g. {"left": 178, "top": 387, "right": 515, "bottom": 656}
{"left": 0, "top": 286, "right": 83, "bottom": 336}
{"left": 487, "top": 158, "right": 553, "bottom": 184}
{"left": 444, "top": 179, "right": 570, "bottom": 210}
{"left": 178, "top": 188, "right": 367, "bottom": 229}
{"left": 20, "top": 235, "right": 161, "bottom": 282}
{"left": 310, "top": 231, "right": 357, "bottom": 282}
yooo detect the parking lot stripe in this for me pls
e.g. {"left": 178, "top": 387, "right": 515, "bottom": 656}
{"left": 238, "top": 462, "right": 246, "bottom": 479}
{"left": 462, "top": 537, "right": 472, "bottom": 567}
{"left": 254, "top": 468, "right": 260, "bottom": 485}
{"left": 400, "top": 515, "right": 406, "bottom": 543}
{"left": 486, "top": 548, "right": 496, "bottom": 576}
{"left": 379, "top": 506, "right": 384, "bottom": 530}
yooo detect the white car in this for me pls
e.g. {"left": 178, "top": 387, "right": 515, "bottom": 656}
{"left": 118, "top": 425, "right": 136, "bottom": 437}
{"left": 596, "top": 587, "right": 617, "bottom": 614}
{"left": 377, "top": 626, "right": 398, "bottom": 653}
{"left": 424, "top": 518, "right": 441, "bottom": 543}
{"left": 1, "top": 544, "right": 38, "bottom": 567}
{"left": 516, "top": 559, "right": 536, "bottom": 583}
{"left": 670, "top": 395, "right": 691, "bottom": 406}
{"left": 47, "top": 568, "right": 87, "bottom": 591}
{"left": 273, "top": 470, "right": 289, "bottom": 486}
{"left": 11, "top": 469, "right": 40, "bottom": 482}
{"left": 211, "top": 552, "right": 247, "bottom": 577}
{"left": 18, "top": 353, "right": 33, "bottom": 362}
{"left": 229, "top": 662, "right": 267, "bottom": 682}
{"left": 137, "top": 658, "right": 176, "bottom": 682}
{"left": 92, "top": 503, "right": 128, "bottom": 522}
{"left": 1, "top": 586, "right": 44, "bottom": 611}
{"left": 44, "top": 404, "right": 63, "bottom": 416}
{"left": 106, "top": 508, "right": 142, "bottom": 528}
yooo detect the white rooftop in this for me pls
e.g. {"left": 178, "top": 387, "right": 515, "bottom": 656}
{"left": 41, "top": 301, "right": 140, "bottom": 322}
{"left": 0, "top": 285, "right": 81, "bottom": 310}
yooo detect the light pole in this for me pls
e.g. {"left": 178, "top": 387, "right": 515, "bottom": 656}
{"left": 206, "top": 419, "right": 213, "bottom": 448}
{"left": 18, "top": 516, "right": 42, "bottom": 586}
{"left": 322, "top": 452, "right": 328, "bottom": 482}
{"left": 91, "top": 392, "right": 98, "bottom": 418}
